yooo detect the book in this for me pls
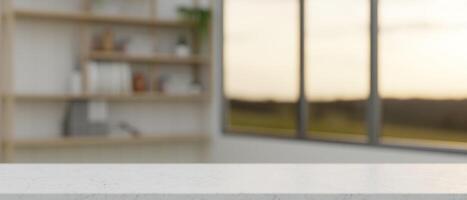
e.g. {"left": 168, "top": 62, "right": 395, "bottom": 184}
{"left": 88, "top": 61, "right": 132, "bottom": 95}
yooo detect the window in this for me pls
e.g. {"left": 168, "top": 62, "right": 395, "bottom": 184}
{"left": 224, "top": 0, "right": 299, "bottom": 137}
{"left": 306, "top": 0, "right": 369, "bottom": 142}
{"left": 380, "top": 0, "right": 467, "bottom": 148}
{"left": 222, "top": 0, "right": 467, "bottom": 152}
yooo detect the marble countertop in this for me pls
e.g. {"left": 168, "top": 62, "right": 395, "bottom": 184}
{"left": 0, "top": 164, "right": 466, "bottom": 199}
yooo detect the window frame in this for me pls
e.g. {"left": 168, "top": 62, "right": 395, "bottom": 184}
{"left": 219, "top": 0, "right": 467, "bottom": 155}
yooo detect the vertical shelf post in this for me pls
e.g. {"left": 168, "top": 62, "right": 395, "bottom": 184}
{"left": 1, "top": 0, "right": 16, "bottom": 162}
{"left": 150, "top": 0, "right": 157, "bottom": 18}
{"left": 80, "top": 0, "right": 92, "bottom": 95}
{"left": 205, "top": 0, "right": 213, "bottom": 94}
{"left": 191, "top": 0, "right": 201, "bottom": 85}
{"left": 0, "top": 0, "right": 4, "bottom": 162}
{"left": 149, "top": 0, "right": 158, "bottom": 94}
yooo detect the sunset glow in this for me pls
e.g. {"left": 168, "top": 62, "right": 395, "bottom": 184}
{"left": 225, "top": 0, "right": 467, "bottom": 101}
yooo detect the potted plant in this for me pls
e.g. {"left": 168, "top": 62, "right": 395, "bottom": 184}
{"left": 177, "top": 6, "right": 211, "bottom": 43}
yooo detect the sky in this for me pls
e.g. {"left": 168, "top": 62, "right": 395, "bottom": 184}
{"left": 224, "top": 0, "right": 467, "bottom": 102}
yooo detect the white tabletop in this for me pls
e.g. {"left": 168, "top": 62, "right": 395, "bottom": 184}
{"left": 0, "top": 164, "right": 466, "bottom": 199}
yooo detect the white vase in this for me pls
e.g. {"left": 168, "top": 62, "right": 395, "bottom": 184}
{"left": 175, "top": 44, "right": 191, "bottom": 58}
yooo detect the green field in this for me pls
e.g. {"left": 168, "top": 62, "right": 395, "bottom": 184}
{"left": 229, "top": 109, "right": 467, "bottom": 144}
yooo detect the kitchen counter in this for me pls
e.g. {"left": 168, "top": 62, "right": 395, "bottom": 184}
{"left": 0, "top": 164, "right": 466, "bottom": 199}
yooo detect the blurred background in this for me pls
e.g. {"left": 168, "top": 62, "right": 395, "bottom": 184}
{"left": 0, "top": 0, "right": 466, "bottom": 163}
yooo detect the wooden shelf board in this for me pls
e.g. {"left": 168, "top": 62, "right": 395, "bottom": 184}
{"left": 89, "top": 52, "right": 206, "bottom": 65}
{"left": 14, "top": 9, "right": 197, "bottom": 29}
{"left": 14, "top": 134, "right": 209, "bottom": 148}
{"left": 10, "top": 93, "right": 207, "bottom": 101}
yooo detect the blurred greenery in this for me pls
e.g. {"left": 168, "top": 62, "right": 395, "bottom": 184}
{"left": 177, "top": 7, "right": 211, "bottom": 40}
{"left": 228, "top": 100, "right": 467, "bottom": 144}
{"left": 229, "top": 108, "right": 296, "bottom": 137}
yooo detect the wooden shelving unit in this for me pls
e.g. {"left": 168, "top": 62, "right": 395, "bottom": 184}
{"left": 0, "top": 0, "right": 211, "bottom": 162}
